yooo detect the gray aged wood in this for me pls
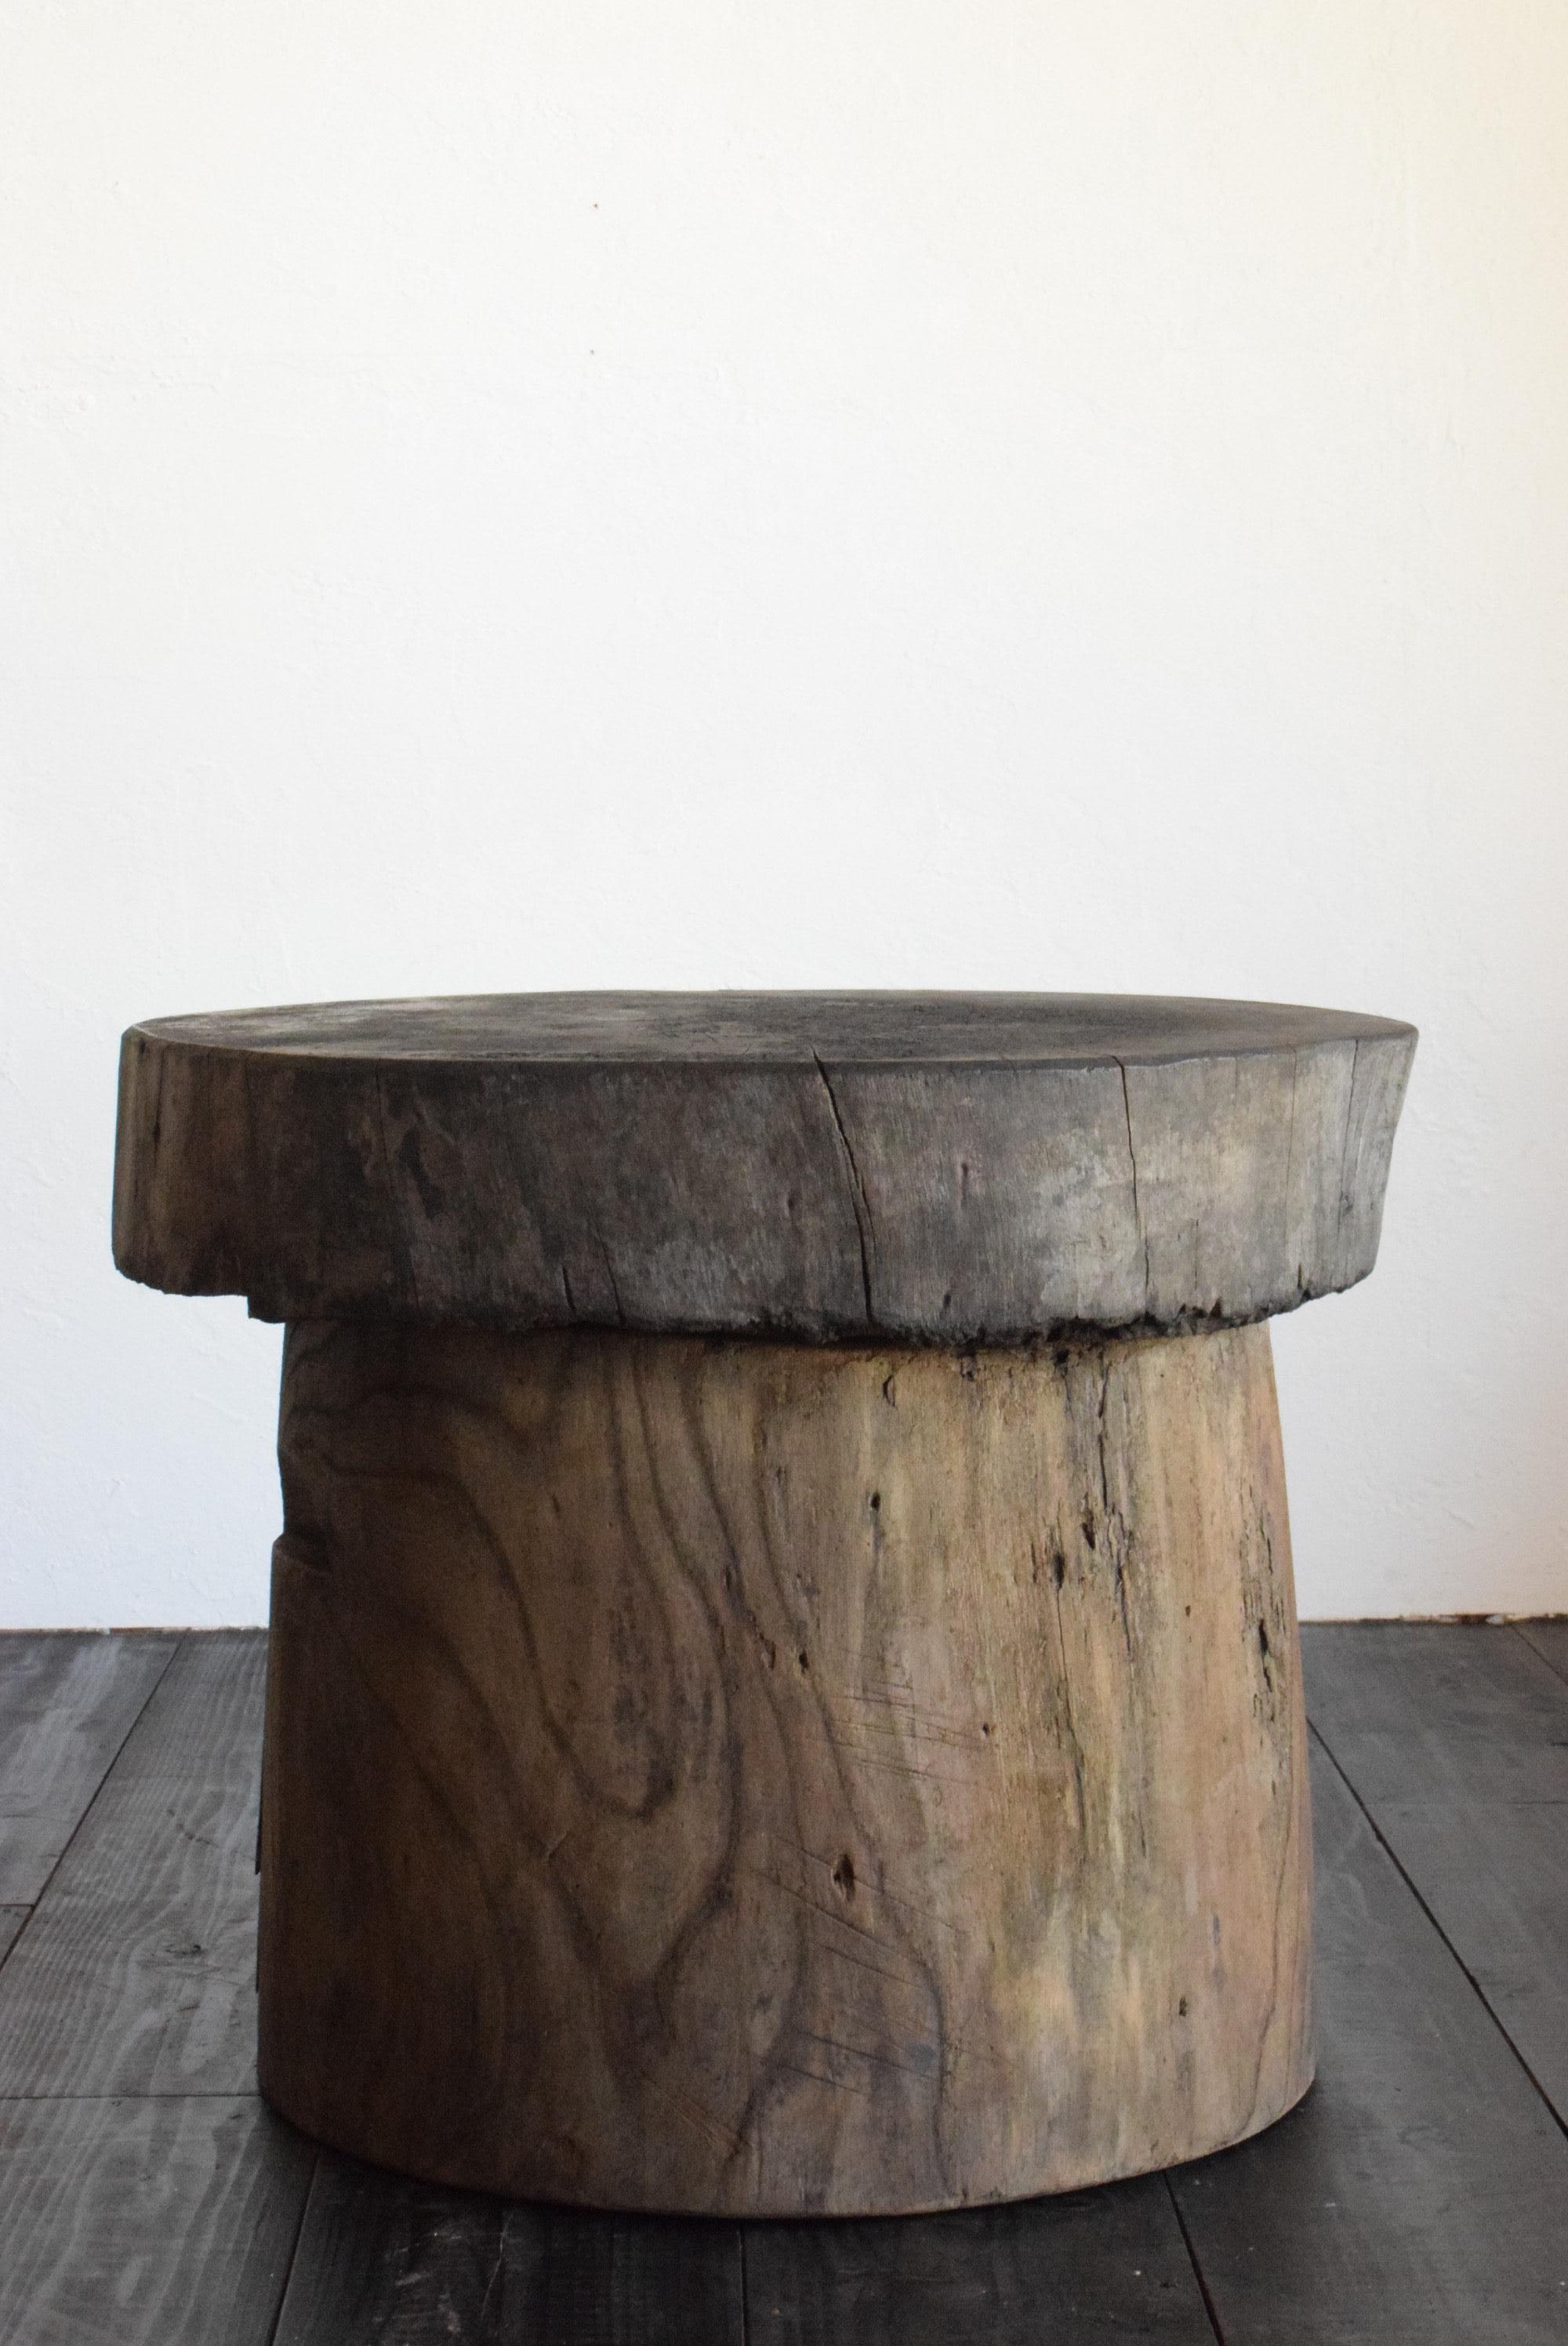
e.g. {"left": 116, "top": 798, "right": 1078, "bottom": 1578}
{"left": 0, "top": 2097, "right": 314, "bottom": 2346}
{"left": 0, "top": 1632, "right": 176, "bottom": 1903}
{"left": 259, "top": 1317, "right": 1311, "bottom": 2216}
{"left": 0, "top": 1634, "right": 265, "bottom": 2097}
{"left": 114, "top": 991, "right": 1415, "bottom": 1342}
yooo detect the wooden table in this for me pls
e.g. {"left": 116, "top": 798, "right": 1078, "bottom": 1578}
{"left": 112, "top": 991, "right": 1415, "bottom": 2218}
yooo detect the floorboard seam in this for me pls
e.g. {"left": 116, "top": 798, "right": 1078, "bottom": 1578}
{"left": 737, "top": 2221, "right": 750, "bottom": 2346}
{"left": 1512, "top": 1622, "right": 1568, "bottom": 1690}
{"left": 0, "top": 1907, "right": 34, "bottom": 1970}
{"left": 1307, "top": 1718, "right": 1568, "bottom": 2143}
{"left": 263, "top": 2145, "right": 320, "bottom": 2346}
{"left": 0, "top": 1632, "right": 183, "bottom": 1975}
{"left": 1163, "top": 2171, "right": 1227, "bottom": 2343}
{"left": 0, "top": 2088, "right": 267, "bottom": 2103}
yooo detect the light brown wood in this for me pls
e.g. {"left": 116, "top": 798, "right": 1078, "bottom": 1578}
{"left": 259, "top": 1319, "right": 1312, "bottom": 2217}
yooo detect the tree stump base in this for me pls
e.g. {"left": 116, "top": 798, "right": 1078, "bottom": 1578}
{"left": 259, "top": 1318, "right": 1312, "bottom": 2217}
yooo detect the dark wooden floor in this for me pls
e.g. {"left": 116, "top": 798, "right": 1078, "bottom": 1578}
{"left": 1, "top": 1623, "right": 1565, "bottom": 2343}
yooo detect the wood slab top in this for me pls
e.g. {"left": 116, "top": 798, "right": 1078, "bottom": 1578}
{"left": 129, "top": 990, "right": 1410, "bottom": 1065}
{"left": 114, "top": 992, "right": 1416, "bottom": 1343}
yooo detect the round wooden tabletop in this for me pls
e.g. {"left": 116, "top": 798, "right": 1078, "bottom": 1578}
{"left": 114, "top": 991, "right": 1415, "bottom": 1342}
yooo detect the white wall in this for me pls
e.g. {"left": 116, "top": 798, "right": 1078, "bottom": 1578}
{"left": 3, "top": 0, "right": 1565, "bottom": 1625}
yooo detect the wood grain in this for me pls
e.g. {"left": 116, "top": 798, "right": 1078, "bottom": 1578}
{"left": 0, "top": 1907, "right": 27, "bottom": 1964}
{"left": 1304, "top": 1622, "right": 1568, "bottom": 2125}
{"left": 0, "top": 1633, "right": 265, "bottom": 2096}
{"left": 259, "top": 1318, "right": 1312, "bottom": 2215}
{"left": 1168, "top": 1735, "right": 1568, "bottom": 2345}
{"left": 113, "top": 990, "right": 1415, "bottom": 1342}
{"left": 0, "top": 1632, "right": 176, "bottom": 1902}
{"left": 0, "top": 2096, "right": 313, "bottom": 2346}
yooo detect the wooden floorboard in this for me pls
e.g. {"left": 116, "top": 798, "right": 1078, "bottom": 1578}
{"left": 0, "top": 1632, "right": 177, "bottom": 1904}
{"left": 1519, "top": 1618, "right": 1568, "bottom": 1687}
{"left": 0, "top": 2094, "right": 314, "bottom": 2346}
{"left": 1304, "top": 1621, "right": 1568, "bottom": 2126}
{"left": 270, "top": 2143, "right": 1215, "bottom": 2342}
{"left": 0, "top": 1632, "right": 267, "bottom": 2097}
{"left": 270, "top": 2155, "right": 544, "bottom": 2344}
{"left": 743, "top": 2177, "right": 1218, "bottom": 2344}
{"left": 1167, "top": 1734, "right": 1568, "bottom": 2344}
{"left": 533, "top": 2207, "right": 745, "bottom": 2345}
{"left": 272, "top": 2155, "right": 747, "bottom": 2344}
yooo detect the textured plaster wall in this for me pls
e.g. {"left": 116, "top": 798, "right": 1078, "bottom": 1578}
{"left": 2, "top": 0, "right": 1565, "bottom": 1622}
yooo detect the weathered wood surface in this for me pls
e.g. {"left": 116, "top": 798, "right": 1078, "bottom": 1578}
{"left": 0, "top": 1632, "right": 176, "bottom": 1902}
{"left": 114, "top": 990, "right": 1415, "bottom": 1342}
{"left": 0, "top": 2096, "right": 314, "bottom": 2346}
{"left": 1304, "top": 1622, "right": 1568, "bottom": 2125}
{"left": 0, "top": 1906, "right": 27, "bottom": 1963}
{"left": 260, "top": 1316, "right": 1311, "bottom": 2215}
{"left": 0, "top": 1633, "right": 265, "bottom": 2096}
{"left": 744, "top": 2178, "right": 1217, "bottom": 2344}
{"left": 1169, "top": 1736, "right": 1568, "bottom": 2345}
